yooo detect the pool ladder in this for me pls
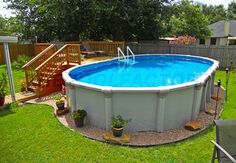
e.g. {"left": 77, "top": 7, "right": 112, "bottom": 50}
{"left": 117, "top": 46, "right": 135, "bottom": 72}
{"left": 117, "top": 46, "right": 135, "bottom": 62}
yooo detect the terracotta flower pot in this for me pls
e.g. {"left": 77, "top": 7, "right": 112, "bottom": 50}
{"left": 112, "top": 127, "right": 124, "bottom": 137}
{"left": 0, "top": 96, "right": 5, "bottom": 107}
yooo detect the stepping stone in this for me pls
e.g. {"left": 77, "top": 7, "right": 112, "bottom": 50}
{"left": 205, "top": 109, "right": 215, "bottom": 116}
{"left": 185, "top": 120, "right": 202, "bottom": 131}
{"left": 56, "top": 108, "right": 69, "bottom": 116}
{"left": 103, "top": 132, "right": 131, "bottom": 144}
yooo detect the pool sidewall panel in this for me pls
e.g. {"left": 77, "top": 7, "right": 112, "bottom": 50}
{"left": 112, "top": 92, "right": 157, "bottom": 131}
{"left": 75, "top": 87, "right": 106, "bottom": 129}
{"left": 163, "top": 87, "right": 194, "bottom": 130}
{"left": 63, "top": 54, "right": 219, "bottom": 132}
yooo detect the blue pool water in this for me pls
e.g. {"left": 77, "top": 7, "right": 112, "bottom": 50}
{"left": 69, "top": 55, "right": 213, "bottom": 87}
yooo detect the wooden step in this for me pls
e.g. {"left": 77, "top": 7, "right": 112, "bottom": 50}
{"left": 27, "top": 85, "right": 39, "bottom": 92}
{"left": 32, "top": 80, "right": 39, "bottom": 85}
{"left": 40, "top": 76, "right": 53, "bottom": 81}
{"left": 46, "top": 67, "right": 61, "bottom": 71}
{"left": 40, "top": 71, "right": 57, "bottom": 76}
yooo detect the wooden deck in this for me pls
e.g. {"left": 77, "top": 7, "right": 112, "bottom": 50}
{"left": 81, "top": 56, "right": 113, "bottom": 64}
{"left": 6, "top": 56, "right": 114, "bottom": 103}
{"left": 5, "top": 91, "right": 37, "bottom": 103}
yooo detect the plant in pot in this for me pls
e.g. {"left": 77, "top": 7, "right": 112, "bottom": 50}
{"left": 72, "top": 109, "right": 87, "bottom": 127}
{"left": 112, "top": 115, "right": 131, "bottom": 137}
{"left": 53, "top": 94, "right": 65, "bottom": 110}
{"left": 0, "top": 73, "right": 7, "bottom": 107}
{"left": 20, "top": 80, "right": 27, "bottom": 92}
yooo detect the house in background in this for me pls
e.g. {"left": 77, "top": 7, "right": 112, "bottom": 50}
{"left": 197, "top": 20, "right": 236, "bottom": 46}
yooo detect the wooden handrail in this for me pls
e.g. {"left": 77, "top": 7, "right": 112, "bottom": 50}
{"left": 22, "top": 43, "right": 80, "bottom": 95}
{"left": 35, "top": 45, "right": 67, "bottom": 71}
{"left": 22, "top": 44, "right": 55, "bottom": 68}
{"left": 83, "top": 41, "right": 124, "bottom": 55}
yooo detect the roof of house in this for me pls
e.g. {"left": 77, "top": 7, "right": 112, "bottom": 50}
{"left": 209, "top": 20, "right": 236, "bottom": 38}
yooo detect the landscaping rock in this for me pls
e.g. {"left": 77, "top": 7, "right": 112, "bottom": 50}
{"left": 211, "top": 96, "right": 221, "bottom": 101}
{"left": 56, "top": 108, "right": 69, "bottom": 116}
{"left": 185, "top": 120, "right": 202, "bottom": 131}
{"left": 103, "top": 132, "right": 131, "bottom": 144}
{"left": 205, "top": 109, "right": 215, "bottom": 116}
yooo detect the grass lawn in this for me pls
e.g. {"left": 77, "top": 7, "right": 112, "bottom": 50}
{"left": 0, "top": 70, "right": 235, "bottom": 162}
{"left": 0, "top": 64, "right": 25, "bottom": 94}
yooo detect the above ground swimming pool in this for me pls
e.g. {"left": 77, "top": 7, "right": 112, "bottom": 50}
{"left": 63, "top": 54, "right": 219, "bottom": 132}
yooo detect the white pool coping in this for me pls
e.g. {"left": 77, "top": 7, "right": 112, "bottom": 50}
{"left": 62, "top": 54, "right": 219, "bottom": 93}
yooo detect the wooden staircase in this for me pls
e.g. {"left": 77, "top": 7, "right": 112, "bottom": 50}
{"left": 23, "top": 44, "right": 81, "bottom": 96}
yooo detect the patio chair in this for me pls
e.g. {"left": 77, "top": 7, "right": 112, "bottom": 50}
{"left": 211, "top": 120, "right": 236, "bottom": 163}
{"left": 81, "top": 42, "right": 106, "bottom": 57}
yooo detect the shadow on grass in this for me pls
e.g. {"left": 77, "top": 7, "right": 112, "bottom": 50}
{"left": 164, "top": 124, "right": 215, "bottom": 148}
{"left": 0, "top": 103, "right": 16, "bottom": 117}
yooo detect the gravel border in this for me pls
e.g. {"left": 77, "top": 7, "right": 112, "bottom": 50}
{"left": 28, "top": 86, "right": 225, "bottom": 147}
{"left": 58, "top": 87, "right": 225, "bottom": 147}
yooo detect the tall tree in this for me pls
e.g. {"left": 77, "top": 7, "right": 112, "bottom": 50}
{"left": 0, "top": 16, "right": 9, "bottom": 35}
{"left": 91, "top": 0, "right": 172, "bottom": 41}
{"left": 227, "top": 1, "right": 236, "bottom": 19}
{"left": 6, "top": 0, "right": 172, "bottom": 42}
{"left": 169, "top": 0, "right": 211, "bottom": 38}
{"left": 200, "top": 4, "right": 227, "bottom": 23}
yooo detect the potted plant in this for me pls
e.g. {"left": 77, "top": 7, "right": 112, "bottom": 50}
{"left": 20, "top": 81, "right": 27, "bottom": 92}
{"left": 112, "top": 115, "right": 131, "bottom": 137}
{"left": 72, "top": 109, "right": 87, "bottom": 127}
{"left": 0, "top": 73, "right": 7, "bottom": 107}
{"left": 53, "top": 94, "right": 65, "bottom": 110}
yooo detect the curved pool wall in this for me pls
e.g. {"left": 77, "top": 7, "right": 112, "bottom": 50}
{"left": 63, "top": 54, "right": 219, "bottom": 132}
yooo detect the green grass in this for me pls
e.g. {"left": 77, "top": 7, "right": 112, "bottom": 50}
{"left": 0, "top": 64, "right": 25, "bottom": 94}
{"left": 215, "top": 70, "right": 236, "bottom": 118}
{"left": 0, "top": 70, "right": 235, "bottom": 162}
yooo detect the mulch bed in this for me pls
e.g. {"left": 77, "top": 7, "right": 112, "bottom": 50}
{"left": 55, "top": 86, "right": 224, "bottom": 147}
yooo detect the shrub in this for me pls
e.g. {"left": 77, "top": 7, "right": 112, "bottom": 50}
{"left": 0, "top": 73, "right": 7, "bottom": 97}
{"left": 170, "top": 36, "right": 196, "bottom": 45}
{"left": 12, "top": 55, "right": 30, "bottom": 70}
{"left": 72, "top": 109, "right": 87, "bottom": 120}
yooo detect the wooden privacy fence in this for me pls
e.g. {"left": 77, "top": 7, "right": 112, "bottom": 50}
{"left": 34, "top": 43, "right": 52, "bottom": 55}
{"left": 85, "top": 41, "right": 124, "bottom": 55}
{"left": 35, "top": 41, "right": 124, "bottom": 56}
{"left": 127, "top": 43, "right": 236, "bottom": 68}
{"left": 0, "top": 44, "right": 35, "bottom": 64}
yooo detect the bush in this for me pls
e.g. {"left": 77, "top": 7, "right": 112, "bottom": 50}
{"left": 12, "top": 55, "right": 30, "bottom": 70}
{"left": 170, "top": 36, "right": 196, "bottom": 45}
{"left": 0, "top": 73, "right": 7, "bottom": 97}
{"left": 72, "top": 109, "right": 87, "bottom": 120}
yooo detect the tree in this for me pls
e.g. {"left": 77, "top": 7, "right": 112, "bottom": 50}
{"left": 200, "top": 4, "right": 227, "bottom": 23}
{"left": 227, "top": 1, "right": 236, "bottom": 19}
{"left": 5, "top": 0, "right": 172, "bottom": 42}
{"left": 169, "top": 0, "right": 211, "bottom": 38}
{"left": 90, "top": 0, "right": 172, "bottom": 41}
{"left": 0, "top": 16, "right": 9, "bottom": 35}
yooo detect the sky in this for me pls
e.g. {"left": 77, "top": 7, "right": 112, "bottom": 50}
{"left": 0, "top": 0, "right": 235, "bottom": 18}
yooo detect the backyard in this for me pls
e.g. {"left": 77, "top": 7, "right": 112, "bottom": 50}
{"left": 0, "top": 68, "right": 235, "bottom": 162}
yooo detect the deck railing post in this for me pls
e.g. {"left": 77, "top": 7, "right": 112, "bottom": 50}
{"left": 24, "top": 68, "right": 29, "bottom": 86}
{"left": 78, "top": 44, "right": 81, "bottom": 65}
{"left": 66, "top": 45, "right": 69, "bottom": 66}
